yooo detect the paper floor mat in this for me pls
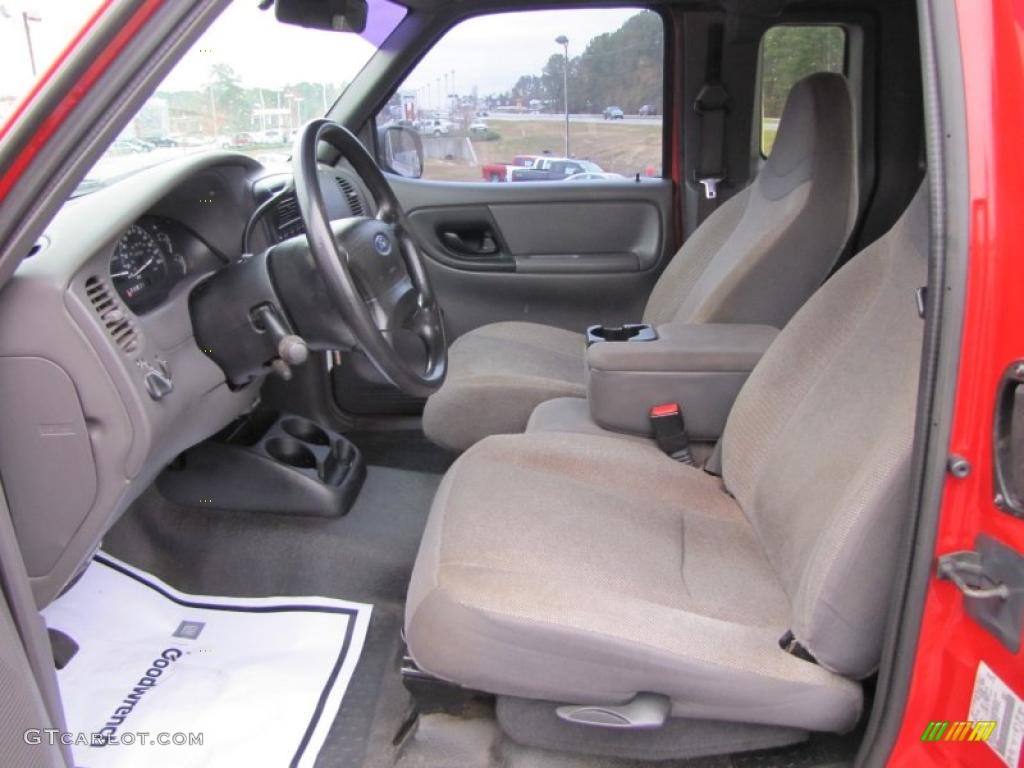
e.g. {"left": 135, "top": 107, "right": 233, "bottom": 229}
{"left": 42, "top": 553, "right": 372, "bottom": 768}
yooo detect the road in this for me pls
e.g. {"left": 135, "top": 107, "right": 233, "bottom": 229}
{"left": 486, "top": 113, "right": 662, "bottom": 127}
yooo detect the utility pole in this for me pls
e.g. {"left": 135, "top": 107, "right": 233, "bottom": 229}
{"left": 22, "top": 11, "right": 41, "bottom": 77}
{"left": 555, "top": 35, "right": 570, "bottom": 157}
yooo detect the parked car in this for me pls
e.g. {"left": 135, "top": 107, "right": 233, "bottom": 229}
{"left": 417, "top": 119, "right": 454, "bottom": 137}
{"left": 510, "top": 157, "right": 604, "bottom": 181}
{"left": 146, "top": 136, "right": 179, "bottom": 148}
{"left": 179, "top": 134, "right": 210, "bottom": 147}
{"left": 564, "top": 171, "right": 626, "bottom": 182}
{"left": 480, "top": 154, "right": 541, "bottom": 182}
{"left": 108, "top": 139, "right": 142, "bottom": 154}
{"left": 109, "top": 137, "right": 152, "bottom": 154}
{"left": 256, "top": 129, "right": 284, "bottom": 144}
{"left": 469, "top": 120, "right": 488, "bottom": 133}
{"left": 638, "top": 104, "right": 658, "bottom": 116}
{"left": 603, "top": 106, "right": 625, "bottom": 119}
{"left": 232, "top": 132, "right": 255, "bottom": 147}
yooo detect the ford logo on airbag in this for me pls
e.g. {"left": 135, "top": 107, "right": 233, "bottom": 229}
{"left": 373, "top": 233, "right": 393, "bottom": 256}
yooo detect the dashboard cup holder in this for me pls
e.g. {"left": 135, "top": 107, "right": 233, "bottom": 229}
{"left": 265, "top": 437, "right": 317, "bottom": 469}
{"left": 281, "top": 417, "right": 331, "bottom": 446}
{"left": 158, "top": 411, "right": 366, "bottom": 518}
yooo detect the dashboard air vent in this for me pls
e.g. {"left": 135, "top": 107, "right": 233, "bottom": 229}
{"left": 84, "top": 276, "right": 139, "bottom": 354}
{"left": 274, "top": 193, "right": 304, "bottom": 240}
{"left": 336, "top": 177, "right": 365, "bottom": 217}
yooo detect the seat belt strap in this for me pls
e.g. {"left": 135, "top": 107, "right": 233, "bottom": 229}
{"left": 694, "top": 23, "right": 729, "bottom": 213}
{"left": 779, "top": 630, "right": 818, "bottom": 664}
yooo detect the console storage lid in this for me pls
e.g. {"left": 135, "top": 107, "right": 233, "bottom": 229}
{"left": 586, "top": 323, "right": 779, "bottom": 439}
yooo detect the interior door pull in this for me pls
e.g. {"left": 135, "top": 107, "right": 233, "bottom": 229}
{"left": 441, "top": 230, "right": 498, "bottom": 256}
{"left": 937, "top": 535, "right": 1024, "bottom": 651}
{"left": 938, "top": 551, "right": 1011, "bottom": 600}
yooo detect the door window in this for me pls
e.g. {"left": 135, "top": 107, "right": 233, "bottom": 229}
{"left": 759, "top": 25, "right": 846, "bottom": 155}
{"left": 377, "top": 8, "right": 665, "bottom": 183}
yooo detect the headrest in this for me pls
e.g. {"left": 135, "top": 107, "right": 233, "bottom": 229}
{"left": 761, "top": 72, "right": 853, "bottom": 199}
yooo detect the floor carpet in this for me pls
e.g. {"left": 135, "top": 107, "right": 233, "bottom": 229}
{"left": 102, "top": 431, "right": 860, "bottom": 768}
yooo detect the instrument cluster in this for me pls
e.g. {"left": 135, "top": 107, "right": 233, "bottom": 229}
{"left": 109, "top": 217, "right": 217, "bottom": 314}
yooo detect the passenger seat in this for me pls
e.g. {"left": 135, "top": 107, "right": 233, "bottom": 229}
{"left": 424, "top": 72, "right": 859, "bottom": 451}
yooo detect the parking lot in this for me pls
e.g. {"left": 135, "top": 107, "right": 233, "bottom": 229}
{"left": 422, "top": 116, "right": 663, "bottom": 182}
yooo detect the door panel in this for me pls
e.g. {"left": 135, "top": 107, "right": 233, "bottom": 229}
{"left": 391, "top": 176, "right": 674, "bottom": 338}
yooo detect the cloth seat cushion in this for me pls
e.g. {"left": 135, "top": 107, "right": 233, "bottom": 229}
{"left": 421, "top": 321, "right": 586, "bottom": 451}
{"left": 405, "top": 431, "right": 863, "bottom": 733}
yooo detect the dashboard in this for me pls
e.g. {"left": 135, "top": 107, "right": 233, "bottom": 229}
{"left": 0, "top": 151, "right": 372, "bottom": 607}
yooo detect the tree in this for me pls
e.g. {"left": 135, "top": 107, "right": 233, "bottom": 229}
{"left": 510, "top": 74, "right": 545, "bottom": 106}
{"left": 205, "top": 63, "right": 248, "bottom": 133}
{"left": 761, "top": 26, "right": 845, "bottom": 119}
{"left": 496, "top": 11, "right": 665, "bottom": 114}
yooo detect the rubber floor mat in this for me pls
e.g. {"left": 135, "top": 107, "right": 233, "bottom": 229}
{"left": 42, "top": 553, "right": 372, "bottom": 768}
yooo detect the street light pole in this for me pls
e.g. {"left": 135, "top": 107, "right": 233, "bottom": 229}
{"left": 22, "top": 11, "right": 42, "bottom": 77}
{"left": 555, "top": 35, "right": 569, "bottom": 157}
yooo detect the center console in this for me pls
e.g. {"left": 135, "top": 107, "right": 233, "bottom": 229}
{"left": 584, "top": 322, "right": 780, "bottom": 439}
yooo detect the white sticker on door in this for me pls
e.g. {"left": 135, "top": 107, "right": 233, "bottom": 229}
{"left": 969, "top": 661, "right": 1024, "bottom": 767}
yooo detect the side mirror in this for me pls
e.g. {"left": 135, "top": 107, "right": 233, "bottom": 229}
{"left": 379, "top": 124, "right": 423, "bottom": 179}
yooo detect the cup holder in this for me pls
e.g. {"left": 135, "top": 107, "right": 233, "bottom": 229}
{"left": 265, "top": 437, "right": 318, "bottom": 469}
{"left": 586, "top": 323, "right": 658, "bottom": 346}
{"left": 281, "top": 417, "right": 331, "bottom": 446}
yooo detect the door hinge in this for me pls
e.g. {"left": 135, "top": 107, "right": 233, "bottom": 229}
{"left": 937, "top": 535, "right": 1024, "bottom": 652}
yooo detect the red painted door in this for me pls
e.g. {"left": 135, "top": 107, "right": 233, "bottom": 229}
{"left": 888, "top": 1, "right": 1024, "bottom": 766}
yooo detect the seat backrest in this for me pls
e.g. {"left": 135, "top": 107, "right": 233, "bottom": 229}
{"left": 644, "top": 72, "right": 857, "bottom": 329}
{"left": 720, "top": 182, "right": 927, "bottom": 678}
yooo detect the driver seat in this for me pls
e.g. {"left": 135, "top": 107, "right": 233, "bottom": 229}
{"left": 423, "top": 72, "right": 857, "bottom": 451}
{"left": 405, "top": 183, "right": 927, "bottom": 743}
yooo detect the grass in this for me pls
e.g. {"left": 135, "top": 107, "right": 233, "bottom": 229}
{"left": 423, "top": 118, "right": 662, "bottom": 182}
{"left": 761, "top": 117, "right": 781, "bottom": 156}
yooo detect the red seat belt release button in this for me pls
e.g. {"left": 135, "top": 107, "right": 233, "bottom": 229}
{"left": 649, "top": 403, "right": 696, "bottom": 466}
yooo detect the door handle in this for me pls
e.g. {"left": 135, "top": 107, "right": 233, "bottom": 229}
{"left": 994, "top": 361, "right": 1024, "bottom": 518}
{"left": 440, "top": 229, "right": 499, "bottom": 256}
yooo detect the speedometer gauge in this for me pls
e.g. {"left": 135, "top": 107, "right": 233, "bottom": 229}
{"left": 110, "top": 224, "right": 169, "bottom": 313}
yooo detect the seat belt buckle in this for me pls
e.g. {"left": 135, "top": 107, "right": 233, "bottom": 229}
{"left": 697, "top": 175, "right": 724, "bottom": 200}
{"left": 649, "top": 403, "right": 696, "bottom": 466}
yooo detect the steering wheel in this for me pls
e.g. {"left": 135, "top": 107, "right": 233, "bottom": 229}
{"left": 292, "top": 119, "right": 446, "bottom": 397}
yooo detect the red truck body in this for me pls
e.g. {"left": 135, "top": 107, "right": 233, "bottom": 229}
{"left": 481, "top": 155, "right": 540, "bottom": 182}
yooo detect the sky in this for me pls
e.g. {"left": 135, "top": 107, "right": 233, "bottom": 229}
{"left": 401, "top": 8, "right": 640, "bottom": 100}
{"left": 0, "top": 1, "right": 641, "bottom": 107}
{"left": 0, "top": 1, "right": 105, "bottom": 102}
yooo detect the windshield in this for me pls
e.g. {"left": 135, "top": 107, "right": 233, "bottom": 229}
{"left": 74, "top": 0, "right": 406, "bottom": 196}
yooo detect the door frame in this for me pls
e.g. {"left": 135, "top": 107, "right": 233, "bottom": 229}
{"left": 860, "top": 0, "right": 1021, "bottom": 765}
